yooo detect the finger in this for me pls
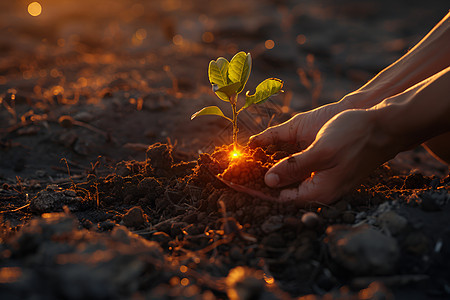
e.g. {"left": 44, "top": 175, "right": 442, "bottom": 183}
{"left": 265, "top": 148, "right": 328, "bottom": 188}
{"left": 248, "top": 115, "right": 300, "bottom": 147}
{"left": 278, "top": 171, "right": 338, "bottom": 206}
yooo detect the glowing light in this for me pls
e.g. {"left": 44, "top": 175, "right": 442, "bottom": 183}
{"left": 202, "top": 32, "right": 214, "bottom": 43}
{"left": 172, "top": 34, "right": 184, "bottom": 46}
{"left": 180, "top": 278, "right": 189, "bottom": 286}
{"left": 135, "top": 28, "right": 147, "bottom": 40}
{"left": 0, "top": 267, "right": 22, "bottom": 284}
{"left": 264, "top": 275, "right": 275, "bottom": 285}
{"left": 230, "top": 150, "right": 241, "bottom": 159}
{"left": 28, "top": 2, "right": 42, "bottom": 17}
{"left": 180, "top": 265, "right": 188, "bottom": 273}
{"left": 265, "top": 39, "right": 275, "bottom": 49}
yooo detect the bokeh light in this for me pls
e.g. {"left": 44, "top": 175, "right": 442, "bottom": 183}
{"left": 265, "top": 39, "right": 275, "bottom": 49}
{"left": 296, "top": 34, "right": 306, "bottom": 45}
{"left": 202, "top": 32, "right": 214, "bottom": 43}
{"left": 28, "top": 2, "right": 42, "bottom": 17}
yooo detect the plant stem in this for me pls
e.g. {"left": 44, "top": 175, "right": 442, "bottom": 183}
{"left": 230, "top": 95, "right": 238, "bottom": 148}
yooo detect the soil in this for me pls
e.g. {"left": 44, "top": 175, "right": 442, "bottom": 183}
{"left": 1, "top": 0, "right": 449, "bottom": 299}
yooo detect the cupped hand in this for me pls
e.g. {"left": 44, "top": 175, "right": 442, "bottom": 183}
{"left": 264, "top": 109, "right": 398, "bottom": 206}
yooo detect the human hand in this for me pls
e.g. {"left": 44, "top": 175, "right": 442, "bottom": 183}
{"left": 263, "top": 109, "right": 397, "bottom": 205}
{"left": 249, "top": 101, "right": 349, "bottom": 151}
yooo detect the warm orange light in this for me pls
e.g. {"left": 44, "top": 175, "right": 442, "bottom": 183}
{"left": 230, "top": 150, "right": 241, "bottom": 159}
{"left": 28, "top": 2, "right": 42, "bottom": 17}
{"left": 265, "top": 39, "right": 275, "bottom": 49}
{"left": 179, "top": 265, "right": 188, "bottom": 273}
{"left": 202, "top": 32, "right": 214, "bottom": 43}
{"left": 180, "top": 278, "right": 189, "bottom": 286}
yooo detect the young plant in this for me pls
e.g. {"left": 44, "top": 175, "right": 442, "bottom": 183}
{"left": 191, "top": 51, "right": 283, "bottom": 149}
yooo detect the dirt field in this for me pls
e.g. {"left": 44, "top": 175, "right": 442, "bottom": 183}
{"left": 1, "top": 1, "right": 449, "bottom": 299}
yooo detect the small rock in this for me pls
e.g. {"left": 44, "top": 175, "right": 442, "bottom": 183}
{"left": 30, "top": 188, "right": 84, "bottom": 213}
{"left": 301, "top": 212, "right": 320, "bottom": 228}
{"left": 326, "top": 225, "right": 399, "bottom": 275}
{"left": 122, "top": 206, "right": 147, "bottom": 228}
{"left": 261, "top": 215, "right": 283, "bottom": 234}
{"left": 98, "top": 220, "right": 115, "bottom": 231}
{"left": 73, "top": 111, "right": 95, "bottom": 122}
{"left": 145, "top": 143, "right": 173, "bottom": 170}
{"left": 377, "top": 211, "right": 408, "bottom": 235}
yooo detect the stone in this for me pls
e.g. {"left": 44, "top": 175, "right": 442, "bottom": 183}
{"left": 377, "top": 211, "right": 408, "bottom": 235}
{"left": 122, "top": 206, "right": 147, "bottom": 228}
{"left": 301, "top": 212, "right": 320, "bottom": 228}
{"left": 326, "top": 225, "right": 399, "bottom": 275}
{"left": 260, "top": 215, "right": 283, "bottom": 234}
{"left": 30, "top": 188, "right": 85, "bottom": 213}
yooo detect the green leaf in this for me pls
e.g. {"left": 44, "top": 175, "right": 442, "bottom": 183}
{"left": 208, "top": 57, "right": 229, "bottom": 87}
{"left": 191, "top": 106, "right": 232, "bottom": 122}
{"left": 244, "top": 78, "right": 283, "bottom": 108}
{"left": 228, "top": 52, "right": 252, "bottom": 94}
{"left": 213, "top": 82, "right": 241, "bottom": 101}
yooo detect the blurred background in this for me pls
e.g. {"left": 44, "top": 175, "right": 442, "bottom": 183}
{"left": 0, "top": 0, "right": 448, "bottom": 176}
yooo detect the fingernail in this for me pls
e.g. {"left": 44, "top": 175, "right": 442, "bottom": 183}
{"left": 265, "top": 173, "right": 280, "bottom": 187}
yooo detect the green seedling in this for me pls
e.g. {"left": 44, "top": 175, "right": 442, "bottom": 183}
{"left": 191, "top": 51, "right": 283, "bottom": 149}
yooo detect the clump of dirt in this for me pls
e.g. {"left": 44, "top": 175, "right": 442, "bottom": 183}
{"left": 189, "top": 142, "right": 300, "bottom": 199}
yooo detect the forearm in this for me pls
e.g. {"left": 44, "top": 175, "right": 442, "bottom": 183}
{"left": 341, "top": 11, "right": 450, "bottom": 110}
{"left": 370, "top": 66, "right": 450, "bottom": 153}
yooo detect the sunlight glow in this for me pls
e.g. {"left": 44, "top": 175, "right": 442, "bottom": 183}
{"left": 28, "top": 2, "right": 42, "bottom": 17}
{"left": 230, "top": 150, "right": 241, "bottom": 159}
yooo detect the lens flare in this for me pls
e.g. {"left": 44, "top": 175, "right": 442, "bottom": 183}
{"left": 28, "top": 2, "right": 42, "bottom": 17}
{"left": 230, "top": 149, "right": 242, "bottom": 159}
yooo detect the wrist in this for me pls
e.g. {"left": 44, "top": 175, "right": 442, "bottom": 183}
{"left": 338, "top": 89, "right": 383, "bottom": 110}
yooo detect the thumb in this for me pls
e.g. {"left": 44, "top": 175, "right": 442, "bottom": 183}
{"left": 249, "top": 115, "right": 299, "bottom": 147}
{"left": 265, "top": 148, "right": 322, "bottom": 188}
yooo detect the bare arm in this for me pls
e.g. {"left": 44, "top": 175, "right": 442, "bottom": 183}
{"left": 250, "top": 12, "right": 450, "bottom": 150}
{"left": 342, "top": 11, "right": 450, "bottom": 109}
{"left": 265, "top": 66, "right": 450, "bottom": 205}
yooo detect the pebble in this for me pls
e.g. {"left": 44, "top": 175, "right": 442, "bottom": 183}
{"left": 261, "top": 215, "right": 283, "bottom": 234}
{"left": 301, "top": 212, "right": 320, "bottom": 228}
{"left": 122, "top": 206, "right": 147, "bottom": 228}
{"left": 30, "top": 188, "right": 84, "bottom": 213}
{"left": 326, "top": 225, "right": 399, "bottom": 275}
{"left": 377, "top": 211, "right": 408, "bottom": 235}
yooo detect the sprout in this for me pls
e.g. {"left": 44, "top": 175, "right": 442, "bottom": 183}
{"left": 191, "top": 51, "right": 283, "bottom": 148}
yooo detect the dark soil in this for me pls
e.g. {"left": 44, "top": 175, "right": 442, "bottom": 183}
{"left": 1, "top": 0, "right": 449, "bottom": 299}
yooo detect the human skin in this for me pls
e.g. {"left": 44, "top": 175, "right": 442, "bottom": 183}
{"left": 250, "top": 12, "right": 450, "bottom": 150}
{"left": 249, "top": 12, "right": 450, "bottom": 205}
{"left": 264, "top": 67, "right": 450, "bottom": 205}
